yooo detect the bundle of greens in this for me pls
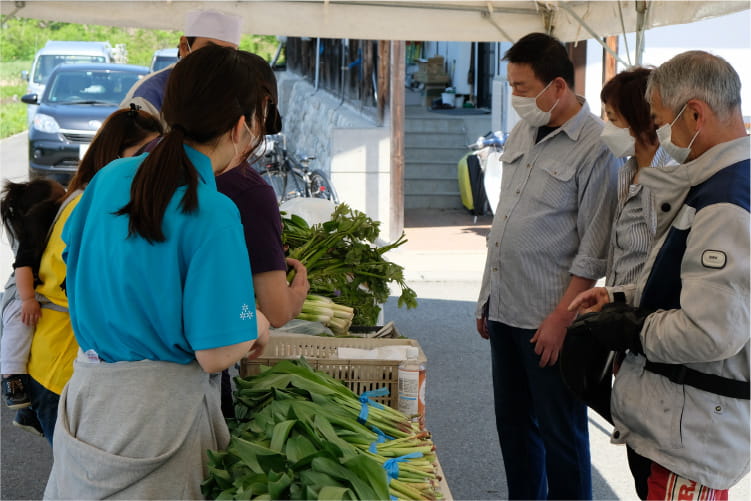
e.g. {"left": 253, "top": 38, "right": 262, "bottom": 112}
{"left": 296, "top": 295, "right": 354, "bottom": 336}
{"left": 202, "top": 359, "right": 441, "bottom": 500}
{"left": 282, "top": 204, "right": 418, "bottom": 326}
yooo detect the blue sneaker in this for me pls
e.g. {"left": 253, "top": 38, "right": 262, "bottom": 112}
{"left": 12, "top": 407, "right": 44, "bottom": 437}
{"left": 2, "top": 375, "right": 31, "bottom": 409}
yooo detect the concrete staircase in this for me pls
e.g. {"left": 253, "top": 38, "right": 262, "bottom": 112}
{"left": 404, "top": 110, "right": 469, "bottom": 210}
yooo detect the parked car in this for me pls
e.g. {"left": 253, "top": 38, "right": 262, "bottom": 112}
{"left": 149, "top": 47, "right": 179, "bottom": 73}
{"left": 22, "top": 41, "right": 117, "bottom": 125}
{"left": 21, "top": 62, "right": 149, "bottom": 183}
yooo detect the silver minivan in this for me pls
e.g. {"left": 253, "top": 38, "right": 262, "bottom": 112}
{"left": 22, "top": 41, "right": 118, "bottom": 124}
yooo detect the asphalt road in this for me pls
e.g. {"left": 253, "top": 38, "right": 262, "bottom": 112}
{"left": 1, "top": 131, "right": 749, "bottom": 500}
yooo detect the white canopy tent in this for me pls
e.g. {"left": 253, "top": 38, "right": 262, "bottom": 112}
{"left": 3, "top": 0, "right": 748, "bottom": 238}
{"left": 3, "top": 1, "right": 749, "bottom": 44}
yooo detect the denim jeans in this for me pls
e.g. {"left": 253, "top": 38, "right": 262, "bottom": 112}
{"left": 488, "top": 320, "right": 592, "bottom": 500}
{"left": 27, "top": 375, "right": 60, "bottom": 447}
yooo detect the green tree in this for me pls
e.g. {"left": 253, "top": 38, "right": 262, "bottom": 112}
{"left": 0, "top": 16, "right": 281, "bottom": 66}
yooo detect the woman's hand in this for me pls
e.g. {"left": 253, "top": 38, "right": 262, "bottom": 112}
{"left": 568, "top": 287, "right": 610, "bottom": 315}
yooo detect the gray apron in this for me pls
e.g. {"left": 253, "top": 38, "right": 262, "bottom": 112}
{"left": 44, "top": 356, "right": 229, "bottom": 500}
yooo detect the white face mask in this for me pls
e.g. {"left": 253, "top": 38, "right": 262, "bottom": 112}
{"left": 243, "top": 122, "right": 261, "bottom": 161}
{"left": 600, "top": 121, "right": 635, "bottom": 158}
{"left": 232, "top": 122, "right": 254, "bottom": 159}
{"left": 656, "top": 103, "right": 701, "bottom": 164}
{"left": 511, "top": 80, "right": 559, "bottom": 127}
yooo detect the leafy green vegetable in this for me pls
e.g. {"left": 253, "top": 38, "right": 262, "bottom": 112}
{"left": 202, "top": 358, "right": 441, "bottom": 500}
{"left": 282, "top": 204, "right": 418, "bottom": 325}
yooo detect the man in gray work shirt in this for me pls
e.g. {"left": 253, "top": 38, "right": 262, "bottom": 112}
{"left": 475, "top": 33, "right": 619, "bottom": 500}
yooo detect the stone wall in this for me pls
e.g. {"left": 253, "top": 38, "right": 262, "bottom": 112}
{"left": 275, "top": 70, "right": 398, "bottom": 242}
{"left": 275, "top": 71, "right": 378, "bottom": 176}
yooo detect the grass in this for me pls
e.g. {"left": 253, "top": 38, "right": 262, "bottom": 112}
{"left": 0, "top": 61, "right": 30, "bottom": 139}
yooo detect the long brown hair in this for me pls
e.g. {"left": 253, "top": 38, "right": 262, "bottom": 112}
{"left": 68, "top": 107, "right": 163, "bottom": 194}
{"left": 116, "top": 45, "right": 275, "bottom": 243}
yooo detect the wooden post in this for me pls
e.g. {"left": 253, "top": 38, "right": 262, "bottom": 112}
{"left": 362, "top": 40, "right": 373, "bottom": 105}
{"left": 566, "top": 41, "right": 587, "bottom": 96}
{"left": 377, "top": 41, "right": 390, "bottom": 126}
{"left": 389, "top": 40, "right": 405, "bottom": 243}
{"left": 604, "top": 36, "right": 618, "bottom": 81}
{"left": 602, "top": 37, "right": 618, "bottom": 91}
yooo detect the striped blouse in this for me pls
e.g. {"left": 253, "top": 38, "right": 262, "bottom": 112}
{"left": 604, "top": 147, "right": 674, "bottom": 286}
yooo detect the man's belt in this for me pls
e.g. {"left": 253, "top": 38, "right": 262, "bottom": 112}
{"left": 644, "top": 360, "right": 750, "bottom": 399}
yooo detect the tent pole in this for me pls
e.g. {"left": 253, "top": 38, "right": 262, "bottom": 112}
{"left": 558, "top": 3, "right": 630, "bottom": 67}
{"left": 2, "top": 1, "right": 24, "bottom": 21}
{"left": 482, "top": 4, "right": 515, "bottom": 42}
{"left": 635, "top": 1, "right": 649, "bottom": 66}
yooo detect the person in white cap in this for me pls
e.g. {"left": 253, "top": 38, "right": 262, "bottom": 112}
{"left": 120, "top": 9, "right": 243, "bottom": 122}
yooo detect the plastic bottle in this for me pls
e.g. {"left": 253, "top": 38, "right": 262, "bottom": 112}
{"left": 397, "top": 346, "right": 426, "bottom": 427}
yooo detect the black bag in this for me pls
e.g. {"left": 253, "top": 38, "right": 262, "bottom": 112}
{"left": 559, "top": 333, "right": 615, "bottom": 424}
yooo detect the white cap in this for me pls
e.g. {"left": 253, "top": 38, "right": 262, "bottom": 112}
{"left": 184, "top": 10, "right": 242, "bottom": 46}
{"left": 406, "top": 346, "right": 419, "bottom": 359}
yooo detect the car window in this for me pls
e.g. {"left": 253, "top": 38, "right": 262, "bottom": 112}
{"left": 46, "top": 70, "right": 144, "bottom": 104}
{"left": 33, "top": 55, "right": 107, "bottom": 84}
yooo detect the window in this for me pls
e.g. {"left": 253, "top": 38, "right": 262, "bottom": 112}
{"left": 33, "top": 55, "right": 107, "bottom": 84}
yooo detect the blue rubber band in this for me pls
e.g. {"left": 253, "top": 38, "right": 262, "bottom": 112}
{"left": 368, "top": 425, "right": 394, "bottom": 453}
{"left": 383, "top": 452, "right": 423, "bottom": 481}
{"left": 357, "top": 387, "right": 389, "bottom": 424}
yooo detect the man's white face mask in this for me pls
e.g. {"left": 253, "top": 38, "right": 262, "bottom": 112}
{"left": 600, "top": 121, "right": 636, "bottom": 158}
{"left": 511, "top": 80, "right": 559, "bottom": 127}
{"left": 656, "top": 103, "right": 701, "bottom": 164}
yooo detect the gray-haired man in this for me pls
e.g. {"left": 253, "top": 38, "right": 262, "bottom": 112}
{"left": 569, "top": 50, "right": 750, "bottom": 500}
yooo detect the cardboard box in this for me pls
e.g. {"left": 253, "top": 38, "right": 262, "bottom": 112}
{"left": 412, "top": 70, "right": 451, "bottom": 84}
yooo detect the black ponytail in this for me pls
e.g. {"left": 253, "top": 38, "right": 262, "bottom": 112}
{"left": 115, "top": 45, "right": 276, "bottom": 243}
{"left": 115, "top": 125, "right": 197, "bottom": 243}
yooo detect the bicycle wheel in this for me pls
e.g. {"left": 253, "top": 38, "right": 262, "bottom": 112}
{"left": 307, "top": 169, "right": 339, "bottom": 204}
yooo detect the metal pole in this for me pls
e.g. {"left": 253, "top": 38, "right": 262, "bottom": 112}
{"left": 634, "top": 1, "right": 649, "bottom": 66}
{"left": 558, "top": 3, "right": 631, "bottom": 67}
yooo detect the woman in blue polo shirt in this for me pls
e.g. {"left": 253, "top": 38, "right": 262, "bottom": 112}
{"left": 45, "top": 45, "right": 271, "bottom": 499}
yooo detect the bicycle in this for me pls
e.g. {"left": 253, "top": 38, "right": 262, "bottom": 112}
{"left": 251, "top": 133, "right": 339, "bottom": 205}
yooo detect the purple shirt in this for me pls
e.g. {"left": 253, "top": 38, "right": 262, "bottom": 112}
{"left": 215, "top": 163, "right": 287, "bottom": 275}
